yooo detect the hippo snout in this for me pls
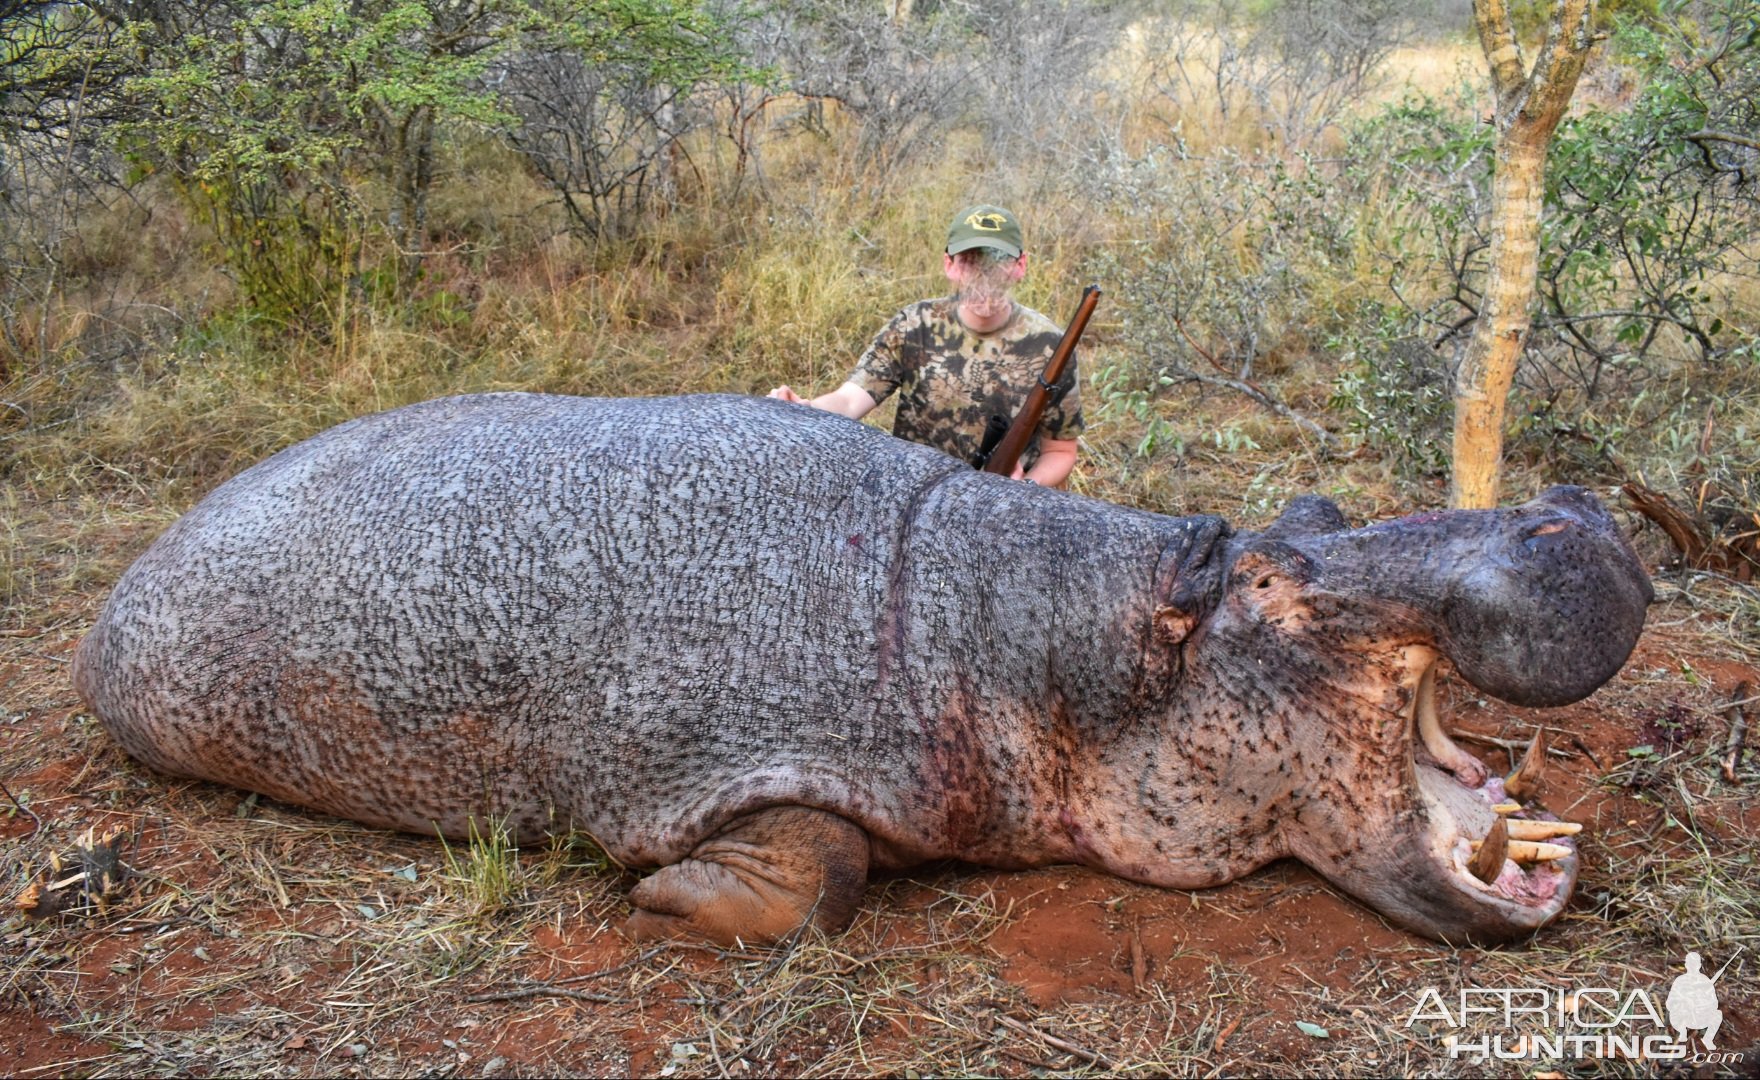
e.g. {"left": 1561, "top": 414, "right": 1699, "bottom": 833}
{"left": 1249, "top": 487, "right": 1649, "bottom": 941}
{"left": 1440, "top": 486, "right": 1654, "bottom": 708}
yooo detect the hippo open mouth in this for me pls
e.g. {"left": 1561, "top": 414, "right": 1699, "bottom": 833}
{"left": 1407, "top": 651, "right": 1581, "bottom": 925}
{"left": 1243, "top": 486, "right": 1648, "bottom": 943}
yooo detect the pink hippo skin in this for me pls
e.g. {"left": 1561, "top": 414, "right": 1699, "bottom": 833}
{"left": 73, "top": 393, "right": 1652, "bottom": 945}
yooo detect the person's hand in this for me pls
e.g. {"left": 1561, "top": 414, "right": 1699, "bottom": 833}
{"left": 768, "top": 385, "right": 804, "bottom": 403}
{"left": 1010, "top": 461, "right": 1027, "bottom": 481}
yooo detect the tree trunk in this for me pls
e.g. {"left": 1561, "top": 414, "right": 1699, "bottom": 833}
{"left": 1452, "top": 132, "right": 1547, "bottom": 508}
{"left": 1452, "top": 0, "right": 1597, "bottom": 509}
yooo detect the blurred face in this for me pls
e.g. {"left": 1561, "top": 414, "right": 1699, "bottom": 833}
{"left": 944, "top": 248, "right": 1027, "bottom": 323}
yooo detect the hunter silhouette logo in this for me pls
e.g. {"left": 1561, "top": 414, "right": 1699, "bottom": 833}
{"left": 965, "top": 211, "right": 1007, "bottom": 232}
{"left": 1406, "top": 946, "right": 1747, "bottom": 1065}
{"left": 1667, "top": 951, "right": 1729, "bottom": 1049}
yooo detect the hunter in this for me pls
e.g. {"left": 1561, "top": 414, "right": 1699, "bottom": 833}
{"left": 768, "top": 203, "right": 1082, "bottom": 487}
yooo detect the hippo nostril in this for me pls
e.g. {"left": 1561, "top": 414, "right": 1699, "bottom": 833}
{"left": 1520, "top": 520, "right": 1576, "bottom": 559}
{"left": 1521, "top": 521, "right": 1572, "bottom": 552}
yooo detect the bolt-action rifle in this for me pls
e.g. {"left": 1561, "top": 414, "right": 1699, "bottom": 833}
{"left": 973, "top": 284, "right": 1101, "bottom": 478}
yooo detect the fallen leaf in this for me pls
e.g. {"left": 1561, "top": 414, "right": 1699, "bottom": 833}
{"left": 1295, "top": 1021, "right": 1330, "bottom": 1038}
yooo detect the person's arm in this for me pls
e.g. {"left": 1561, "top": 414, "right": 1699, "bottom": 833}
{"left": 1021, "top": 354, "right": 1083, "bottom": 488}
{"left": 1021, "top": 437, "right": 1077, "bottom": 488}
{"left": 770, "top": 310, "right": 907, "bottom": 423}
{"left": 768, "top": 381, "right": 877, "bottom": 420}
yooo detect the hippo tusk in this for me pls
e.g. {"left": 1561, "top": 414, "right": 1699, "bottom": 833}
{"left": 1415, "top": 664, "right": 1488, "bottom": 785}
{"left": 1492, "top": 801, "right": 1523, "bottom": 814}
{"left": 1467, "top": 817, "right": 1509, "bottom": 884}
{"left": 1505, "top": 819, "right": 1582, "bottom": 841}
{"left": 1503, "top": 731, "right": 1547, "bottom": 800}
{"left": 1470, "top": 837, "right": 1572, "bottom": 863}
{"left": 1510, "top": 840, "right": 1573, "bottom": 863}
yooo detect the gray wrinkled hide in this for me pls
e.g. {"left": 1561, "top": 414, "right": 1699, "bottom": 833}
{"left": 77, "top": 393, "right": 1222, "bottom": 870}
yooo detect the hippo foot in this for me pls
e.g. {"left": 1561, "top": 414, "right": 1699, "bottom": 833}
{"left": 624, "top": 806, "right": 870, "bottom": 947}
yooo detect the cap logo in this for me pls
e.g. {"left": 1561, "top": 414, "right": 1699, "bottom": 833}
{"left": 965, "top": 211, "right": 1007, "bottom": 232}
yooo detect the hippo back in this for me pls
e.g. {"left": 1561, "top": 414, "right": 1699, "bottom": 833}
{"left": 75, "top": 394, "right": 979, "bottom": 849}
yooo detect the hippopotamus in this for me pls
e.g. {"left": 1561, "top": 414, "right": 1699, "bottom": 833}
{"left": 73, "top": 393, "right": 1652, "bottom": 945}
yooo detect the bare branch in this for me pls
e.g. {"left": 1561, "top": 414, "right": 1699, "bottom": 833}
{"left": 1473, "top": 0, "right": 1527, "bottom": 106}
{"left": 1688, "top": 128, "right": 1760, "bottom": 153}
{"left": 1525, "top": 0, "right": 1598, "bottom": 126}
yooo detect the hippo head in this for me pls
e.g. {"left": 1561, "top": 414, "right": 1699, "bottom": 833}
{"left": 1172, "top": 486, "right": 1652, "bottom": 943}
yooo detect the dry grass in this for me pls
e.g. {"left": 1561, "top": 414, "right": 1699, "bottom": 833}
{"left": 1376, "top": 39, "right": 1484, "bottom": 103}
{"left": 2, "top": 17, "right": 1757, "bottom": 1078}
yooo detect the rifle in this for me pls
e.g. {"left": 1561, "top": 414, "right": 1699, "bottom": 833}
{"left": 975, "top": 284, "right": 1101, "bottom": 477}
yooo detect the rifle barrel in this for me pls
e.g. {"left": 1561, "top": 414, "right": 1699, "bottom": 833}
{"left": 981, "top": 284, "right": 1101, "bottom": 477}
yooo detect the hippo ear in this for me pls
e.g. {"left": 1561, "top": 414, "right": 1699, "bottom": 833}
{"left": 1261, "top": 495, "right": 1350, "bottom": 540}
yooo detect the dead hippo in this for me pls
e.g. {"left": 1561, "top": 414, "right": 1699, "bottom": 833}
{"left": 73, "top": 393, "right": 1652, "bottom": 945}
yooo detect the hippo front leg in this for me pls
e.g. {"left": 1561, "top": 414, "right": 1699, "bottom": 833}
{"left": 625, "top": 806, "right": 871, "bottom": 946}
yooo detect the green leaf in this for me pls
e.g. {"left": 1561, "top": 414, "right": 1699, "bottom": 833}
{"left": 1295, "top": 1021, "right": 1330, "bottom": 1039}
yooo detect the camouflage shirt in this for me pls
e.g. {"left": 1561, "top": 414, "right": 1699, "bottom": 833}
{"left": 847, "top": 297, "right": 1084, "bottom": 469}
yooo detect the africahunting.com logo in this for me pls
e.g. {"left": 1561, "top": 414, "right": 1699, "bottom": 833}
{"left": 1406, "top": 949, "right": 1745, "bottom": 1066}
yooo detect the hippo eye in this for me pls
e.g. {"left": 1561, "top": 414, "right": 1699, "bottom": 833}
{"left": 1255, "top": 573, "right": 1279, "bottom": 590}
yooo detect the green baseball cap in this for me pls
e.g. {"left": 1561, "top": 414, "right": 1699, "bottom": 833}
{"left": 945, "top": 203, "right": 1023, "bottom": 258}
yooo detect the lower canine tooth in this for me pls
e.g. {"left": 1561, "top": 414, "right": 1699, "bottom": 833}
{"left": 1506, "top": 820, "right": 1582, "bottom": 841}
{"left": 1470, "top": 838, "right": 1572, "bottom": 863}
{"left": 1510, "top": 840, "right": 1571, "bottom": 863}
{"left": 1468, "top": 818, "right": 1508, "bottom": 884}
{"left": 1492, "top": 802, "right": 1523, "bottom": 814}
{"left": 1504, "top": 731, "right": 1547, "bottom": 800}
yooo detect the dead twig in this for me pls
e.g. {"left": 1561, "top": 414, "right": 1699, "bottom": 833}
{"left": 1570, "top": 736, "right": 1604, "bottom": 772}
{"left": 993, "top": 1012, "right": 1118, "bottom": 1071}
{"left": 1, "top": 777, "right": 43, "bottom": 837}
{"left": 1723, "top": 681, "right": 1751, "bottom": 785}
{"left": 1129, "top": 917, "right": 1148, "bottom": 995}
{"left": 463, "top": 984, "right": 626, "bottom": 1005}
{"left": 1451, "top": 730, "right": 1574, "bottom": 760}
{"left": 1168, "top": 317, "right": 1336, "bottom": 450}
{"left": 553, "top": 946, "right": 666, "bottom": 985}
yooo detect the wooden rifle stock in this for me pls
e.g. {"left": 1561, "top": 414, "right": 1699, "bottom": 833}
{"left": 980, "top": 284, "right": 1101, "bottom": 477}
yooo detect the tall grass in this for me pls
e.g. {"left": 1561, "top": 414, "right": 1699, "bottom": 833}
{"left": 0, "top": 15, "right": 1752, "bottom": 540}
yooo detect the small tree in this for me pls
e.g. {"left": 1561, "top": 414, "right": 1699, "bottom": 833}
{"left": 1451, "top": 0, "right": 1596, "bottom": 508}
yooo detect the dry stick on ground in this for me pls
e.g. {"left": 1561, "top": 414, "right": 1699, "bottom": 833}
{"left": 1622, "top": 424, "right": 1760, "bottom": 582}
{"left": 992, "top": 1012, "right": 1119, "bottom": 1071}
{"left": 1724, "top": 681, "right": 1751, "bottom": 785}
{"left": 462, "top": 946, "right": 669, "bottom": 1003}
{"left": 463, "top": 985, "right": 625, "bottom": 1005}
{"left": 1, "top": 777, "right": 43, "bottom": 837}
{"left": 1129, "top": 917, "right": 1147, "bottom": 994}
{"left": 1623, "top": 481, "right": 1716, "bottom": 567}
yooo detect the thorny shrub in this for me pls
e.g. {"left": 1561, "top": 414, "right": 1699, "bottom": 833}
{"left": 1088, "top": 139, "right": 1362, "bottom": 448}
